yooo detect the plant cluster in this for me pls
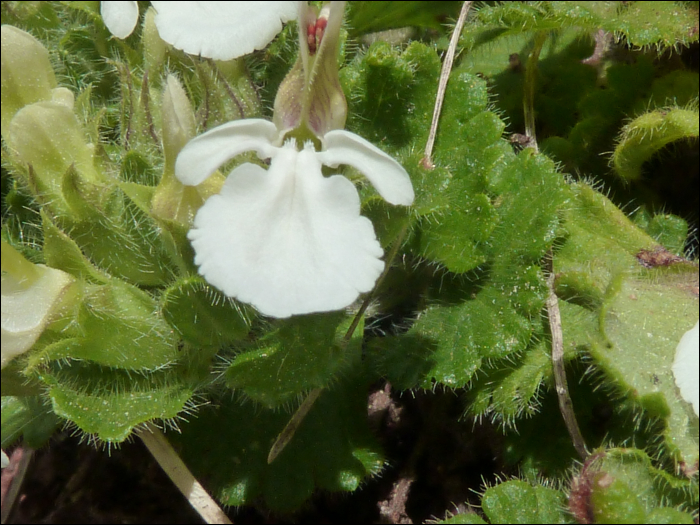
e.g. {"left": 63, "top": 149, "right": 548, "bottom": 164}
{"left": 1, "top": 1, "right": 698, "bottom": 522}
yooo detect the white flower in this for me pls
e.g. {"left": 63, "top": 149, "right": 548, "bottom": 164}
{"left": 100, "top": 1, "right": 297, "bottom": 60}
{"left": 175, "top": 119, "right": 414, "bottom": 318}
{"left": 672, "top": 320, "right": 699, "bottom": 416}
{"left": 105, "top": 0, "right": 410, "bottom": 317}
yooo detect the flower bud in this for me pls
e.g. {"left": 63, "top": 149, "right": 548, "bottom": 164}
{"left": 6, "top": 101, "right": 101, "bottom": 216}
{"left": 143, "top": 7, "right": 167, "bottom": 74}
{"left": 152, "top": 75, "right": 223, "bottom": 226}
{"left": 1, "top": 25, "right": 57, "bottom": 136}
{"left": 161, "top": 75, "right": 196, "bottom": 171}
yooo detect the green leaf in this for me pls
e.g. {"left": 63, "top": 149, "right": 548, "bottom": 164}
{"left": 468, "top": 341, "right": 551, "bottom": 426}
{"left": 613, "top": 107, "right": 699, "bottom": 181}
{"left": 612, "top": 1, "right": 700, "bottom": 48}
{"left": 343, "top": 41, "right": 440, "bottom": 154}
{"left": 37, "top": 279, "right": 178, "bottom": 370}
{"left": 42, "top": 210, "right": 109, "bottom": 283}
{"left": 343, "top": 41, "right": 423, "bottom": 149}
{"left": 487, "top": 151, "right": 569, "bottom": 263}
{"left": 645, "top": 507, "right": 695, "bottom": 524}
{"left": 557, "top": 300, "right": 601, "bottom": 357}
{"left": 225, "top": 312, "right": 360, "bottom": 407}
{"left": 575, "top": 448, "right": 698, "bottom": 523}
{"left": 39, "top": 172, "right": 177, "bottom": 287}
{"left": 418, "top": 193, "right": 498, "bottom": 273}
{"left": 359, "top": 38, "right": 567, "bottom": 403}
{"left": 481, "top": 480, "right": 569, "bottom": 524}
{"left": 591, "top": 474, "right": 647, "bottom": 524}
{"left": 171, "top": 374, "right": 383, "bottom": 512}
{"left": 594, "top": 270, "right": 699, "bottom": 465}
{"left": 346, "top": 1, "right": 461, "bottom": 36}
{"left": 555, "top": 183, "right": 657, "bottom": 285}
{"left": 464, "top": 2, "right": 699, "bottom": 51}
{"left": 369, "top": 284, "right": 532, "bottom": 390}
{"left": 161, "top": 276, "right": 251, "bottom": 348}
{"left": 44, "top": 366, "right": 193, "bottom": 443}
{"left": 645, "top": 214, "right": 689, "bottom": 256}
{"left": 1, "top": 395, "right": 59, "bottom": 449}
{"left": 371, "top": 150, "right": 565, "bottom": 390}
{"left": 65, "top": 189, "right": 177, "bottom": 286}
{"left": 555, "top": 182, "right": 698, "bottom": 466}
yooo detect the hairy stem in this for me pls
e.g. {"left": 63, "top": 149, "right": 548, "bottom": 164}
{"left": 140, "top": 69, "right": 160, "bottom": 146}
{"left": 522, "top": 31, "right": 548, "bottom": 151}
{"left": 208, "top": 60, "right": 246, "bottom": 119}
{"left": 114, "top": 61, "right": 135, "bottom": 149}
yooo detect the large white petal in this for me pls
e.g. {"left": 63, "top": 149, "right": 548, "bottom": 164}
{"left": 318, "top": 130, "right": 415, "bottom": 206}
{"left": 188, "top": 143, "right": 384, "bottom": 318}
{"left": 175, "top": 119, "right": 279, "bottom": 186}
{"left": 151, "top": 1, "right": 297, "bottom": 60}
{"left": 101, "top": 1, "right": 139, "bottom": 39}
{"left": 672, "top": 320, "right": 699, "bottom": 416}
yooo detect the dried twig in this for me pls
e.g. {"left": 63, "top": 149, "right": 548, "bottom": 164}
{"left": 1, "top": 446, "right": 33, "bottom": 523}
{"left": 421, "top": 1, "right": 472, "bottom": 169}
{"left": 545, "top": 252, "right": 588, "bottom": 460}
{"left": 140, "top": 424, "right": 232, "bottom": 524}
{"left": 267, "top": 387, "right": 324, "bottom": 464}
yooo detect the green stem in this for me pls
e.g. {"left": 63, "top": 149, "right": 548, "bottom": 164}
{"left": 140, "top": 69, "right": 160, "bottom": 146}
{"left": 208, "top": 60, "right": 246, "bottom": 119}
{"left": 523, "top": 31, "right": 548, "bottom": 151}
